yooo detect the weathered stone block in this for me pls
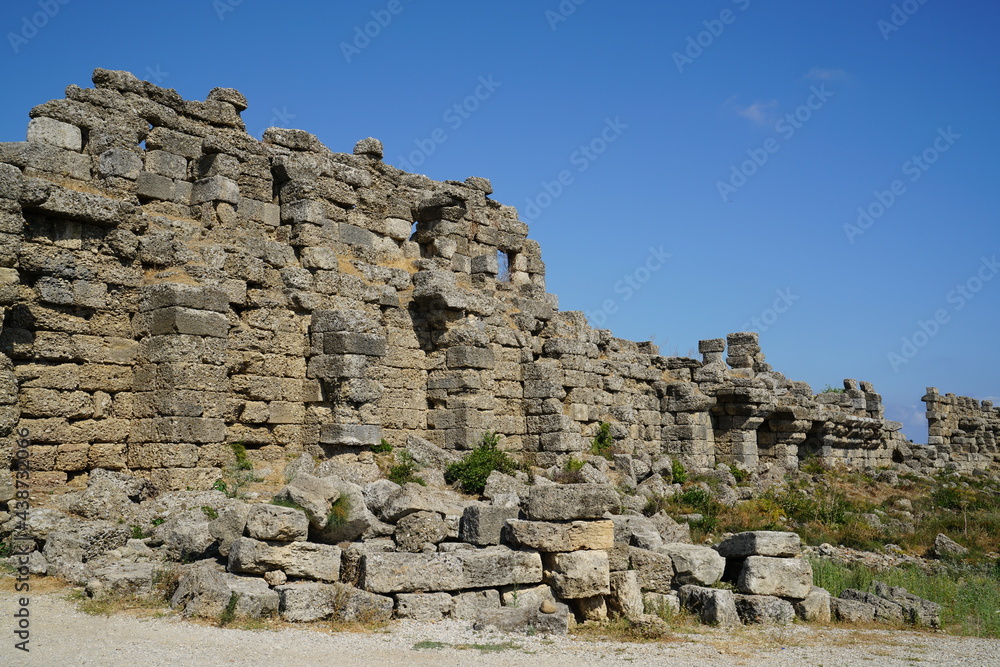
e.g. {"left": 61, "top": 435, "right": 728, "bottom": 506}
{"left": 543, "top": 550, "right": 610, "bottom": 599}
{"left": 276, "top": 582, "right": 393, "bottom": 623}
{"left": 395, "top": 592, "right": 454, "bottom": 621}
{"left": 453, "top": 589, "right": 501, "bottom": 618}
{"left": 97, "top": 149, "right": 142, "bottom": 179}
{"left": 323, "top": 332, "right": 387, "bottom": 356}
{"left": 734, "top": 594, "right": 795, "bottom": 624}
{"left": 192, "top": 176, "right": 240, "bottom": 204}
{"left": 830, "top": 596, "right": 875, "bottom": 623}
{"left": 228, "top": 537, "right": 341, "bottom": 582}
{"left": 840, "top": 588, "right": 904, "bottom": 624}
{"left": 628, "top": 547, "right": 674, "bottom": 593}
{"left": 737, "top": 556, "right": 812, "bottom": 599}
{"left": 717, "top": 531, "right": 801, "bottom": 558}
{"left": 148, "top": 307, "right": 229, "bottom": 337}
{"left": 458, "top": 504, "right": 518, "bottom": 546}
{"left": 28, "top": 117, "right": 82, "bottom": 151}
{"left": 245, "top": 503, "right": 309, "bottom": 542}
{"left": 393, "top": 510, "right": 450, "bottom": 552}
{"left": 608, "top": 570, "right": 644, "bottom": 620}
{"left": 361, "top": 547, "right": 542, "bottom": 593}
{"left": 526, "top": 484, "right": 619, "bottom": 521}
{"left": 446, "top": 346, "right": 495, "bottom": 369}
{"left": 794, "top": 586, "right": 832, "bottom": 622}
{"left": 319, "top": 424, "right": 382, "bottom": 446}
{"left": 657, "top": 543, "right": 725, "bottom": 587}
{"left": 505, "top": 519, "right": 614, "bottom": 552}
{"left": 678, "top": 584, "right": 741, "bottom": 627}
{"left": 136, "top": 171, "right": 175, "bottom": 200}
{"left": 472, "top": 601, "right": 570, "bottom": 635}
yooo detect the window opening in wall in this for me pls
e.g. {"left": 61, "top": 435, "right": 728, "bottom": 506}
{"left": 497, "top": 250, "right": 511, "bottom": 282}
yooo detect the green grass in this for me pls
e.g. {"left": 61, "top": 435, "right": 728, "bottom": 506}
{"left": 810, "top": 557, "right": 1000, "bottom": 637}
{"left": 326, "top": 495, "right": 352, "bottom": 528}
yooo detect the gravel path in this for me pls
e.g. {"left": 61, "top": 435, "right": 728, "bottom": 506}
{"left": 4, "top": 590, "right": 999, "bottom": 666}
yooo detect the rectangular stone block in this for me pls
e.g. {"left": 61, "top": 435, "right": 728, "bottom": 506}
{"left": 323, "top": 332, "right": 387, "bottom": 357}
{"left": 717, "top": 531, "right": 801, "bottom": 558}
{"left": 276, "top": 582, "right": 392, "bottom": 623}
{"left": 147, "top": 307, "right": 230, "bottom": 338}
{"left": 340, "top": 223, "right": 375, "bottom": 247}
{"left": 140, "top": 283, "right": 230, "bottom": 313}
{"left": 527, "top": 484, "right": 619, "bottom": 521}
{"left": 458, "top": 505, "right": 519, "bottom": 546}
{"left": 628, "top": 547, "right": 674, "bottom": 593}
{"left": 308, "top": 354, "right": 368, "bottom": 379}
{"left": 737, "top": 556, "right": 813, "bottom": 599}
{"left": 543, "top": 550, "right": 610, "bottom": 599}
{"left": 395, "top": 592, "right": 454, "bottom": 621}
{"left": 361, "top": 547, "right": 542, "bottom": 594}
{"left": 136, "top": 171, "right": 176, "bottom": 201}
{"left": 230, "top": 538, "right": 341, "bottom": 582}
{"left": 446, "top": 346, "right": 495, "bottom": 369}
{"left": 505, "top": 520, "right": 614, "bottom": 552}
{"left": 319, "top": 423, "right": 382, "bottom": 446}
{"left": 28, "top": 117, "right": 82, "bottom": 151}
{"left": 144, "top": 150, "right": 187, "bottom": 178}
{"left": 192, "top": 176, "right": 240, "bottom": 204}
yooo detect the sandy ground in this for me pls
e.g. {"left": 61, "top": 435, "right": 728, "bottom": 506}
{"left": 3, "top": 585, "right": 999, "bottom": 667}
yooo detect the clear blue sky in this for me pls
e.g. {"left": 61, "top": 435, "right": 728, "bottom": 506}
{"left": 2, "top": 1, "right": 998, "bottom": 442}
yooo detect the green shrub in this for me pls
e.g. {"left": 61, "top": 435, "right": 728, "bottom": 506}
{"left": 219, "top": 592, "right": 240, "bottom": 627}
{"left": 389, "top": 461, "right": 426, "bottom": 486}
{"left": 130, "top": 524, "right": 149, "bottom": 540}
{"left": 372, "top": 439, "right": 393, "bottom": 454}
{"left": 213, "top": 441, "right": 261, "bottom": 499}
{"left": 821, "top": 384, "right": 845, "bottom": 393}
{"left": 555, "top": 456, "right": 586, "bottom": 484}
{"left": 728, "top": 464, "right": 749, "bottom": 483}
{"left": 445, "top": 431, "right": 520, "bottom": 495}
{"left": 800, "top": 454, "right": 828, "bottom": 475}
{"left": 589, "top": 422, "right": 614, "bottom": 460}
{"left": 670, "top": 459, "right": 687, "bottom": 484}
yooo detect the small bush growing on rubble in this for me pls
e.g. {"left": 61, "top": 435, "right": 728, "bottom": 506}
{"left": 445, "top": 431, "right": 520, "bottom": 495}
{"left": 589, "top": 422, "right": 615, "bottom": 460}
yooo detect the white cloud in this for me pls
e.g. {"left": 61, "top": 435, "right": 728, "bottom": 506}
{"left": 802, "top": 67, "right": 848, "bottom": 81}
{"left": 736, "top": 99, "right": 778, "bottom": 125}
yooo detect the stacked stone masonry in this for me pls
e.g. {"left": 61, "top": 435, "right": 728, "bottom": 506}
{"left": 0, "top": 69, "right": 994, "bottom": 486}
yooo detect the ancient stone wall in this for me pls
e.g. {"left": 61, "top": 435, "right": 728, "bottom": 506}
{"left": 0, "top": 70, "right": 992, "bottom": 488}
{"left": 922, "top": 388, "right": 1000, "bottom": 472}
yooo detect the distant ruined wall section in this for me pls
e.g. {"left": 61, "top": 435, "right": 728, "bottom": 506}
{"left": 922, "top": 388, "right": 999, "bottom": 472}
{"left": 0, "top": 69, "right": 992, "bottom": 488}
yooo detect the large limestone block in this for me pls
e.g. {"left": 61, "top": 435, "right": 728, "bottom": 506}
{"left": 472, "top": 601, "right": 571, "bottom": 635}
{"left": 393, "top": 510, "right": 450, "bottom": 552}
{"left": 608, "top": 570, "right": 644, "bottom": 620}
{"left": 527, "top": 484, "right": 619, "bottom": 521}
{"left": 379, "top": 482, "right": 471, "bottom": 523}
{"left": 737, "top": 556, "right": 812, "bottom": 599}
{"left": 453, "top": 589, "right": 501, "bottom": 619}
{"left": 543, "top": 550, "right": 610, "bottom": 599}
{"left": 228, "top": 537, "right": 341, "bottom": 582}
{"left": 311, "top": 478, "right": 380, "bottom": 543}
{"left": 830, "top": 597, "right": 875, "bottom": 623}
{"left": 459, "top": 504, "right": 519, "bottom": 546}
{"left": 734, "top": 594, "right": 795, "bottom": 624}
{"left": 244, "top": 504, "right": 309, "bottom": 542}
{"left": 678, "top": 585, "right": 741, "bottom": 627}
{"left": 628, "top": 547, "right": 674, "bottom": 594}
{"left": 277, "top": 582, "right": 393, "bottom": 623}
{"left": 840, "top": 589, "right": 904, "bottom": 624}
{"left": 657, "top": 543, "right": 725, "bottom": 586}
{"left": 717, "top": 531, "right": 801, "bottom": 558}
{"left": 395, "top": 592, "right": 454, "bottom": 621}
{"left": 794, "top": 586, "right": 832, "bottom": 622}
{"left": 361, "top": 547, "right": 542, "bottom": 593}
{"left": 505, "top": 519, "right": 614, "bottom": 552}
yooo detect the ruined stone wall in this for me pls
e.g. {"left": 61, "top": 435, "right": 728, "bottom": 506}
{"left": 922, "top": 388, "right": 1000, "bottom": 472}
{"left": 0, "top": 70, "right": 990, "bottom": 488}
